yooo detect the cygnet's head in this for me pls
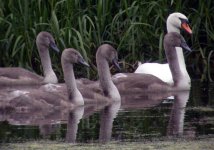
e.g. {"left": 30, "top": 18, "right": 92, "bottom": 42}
{"left": 61, "top": 48, "right": 89, "bottom": 66}
{"left": 164, "top": 32, "right": 192, "bottom": 52}
{"left": 96, "top": 44, "right": 120, "bottom": 70}
{"left": 36, "top": 31, "right": 60, "bottom": 52}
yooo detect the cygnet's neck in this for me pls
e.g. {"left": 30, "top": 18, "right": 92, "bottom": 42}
{"left": 62, "top": 60, "right": 84, "bottom": 105}
{"left": 166, "top": 47, "right": 190, "bottom": 90}
{"left": 96, "top": 57, "right": 121, "bottom": 101}
{"left": 38, "top": 45, "right": 58, "bottom": 84}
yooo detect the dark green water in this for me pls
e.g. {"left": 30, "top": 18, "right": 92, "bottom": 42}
{"left": 0, "top": 81, "right": 213, "bottom": 143}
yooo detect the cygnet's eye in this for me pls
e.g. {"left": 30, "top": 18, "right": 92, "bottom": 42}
{"left": 49, "top": 41, "right": 60, "bottom": 52}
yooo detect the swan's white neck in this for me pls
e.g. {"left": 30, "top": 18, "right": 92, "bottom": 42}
{"left": 97, "top": 58, "right": 121, "bottom": 101}
{"left": 176, "top": 47, "right": 189, "bottom": 77}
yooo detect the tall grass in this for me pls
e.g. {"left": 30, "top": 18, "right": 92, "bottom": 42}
{"left": 0, "top": 0, "right": 214, "bottom": 81}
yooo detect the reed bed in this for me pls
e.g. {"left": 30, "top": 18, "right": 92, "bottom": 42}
{"left": 0, "top": 0, "right": 214, "bottom": 81}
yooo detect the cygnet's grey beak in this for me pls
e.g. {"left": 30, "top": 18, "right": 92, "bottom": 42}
{"left": 49, "top": 41, "right": 60, "bottom": 52}
{"left": 112, "top": 57, "right": 121, "bottom": 71}
{"left": 180, "top": 40, "right": 192, "bottom": 52}
{"left": 78, "top": 57, "right": 90, "bottom": 67}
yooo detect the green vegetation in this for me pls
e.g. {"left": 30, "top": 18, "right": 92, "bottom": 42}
{"left": 0, "top": 0, "right": 214, "bottom": 81}
{"left": 1, "top": 138, "right": 214, "bottom": 150}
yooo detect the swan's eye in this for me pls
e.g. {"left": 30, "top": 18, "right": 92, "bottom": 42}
{"left": 179, "top": 17, "right": 189, "bottom": 24}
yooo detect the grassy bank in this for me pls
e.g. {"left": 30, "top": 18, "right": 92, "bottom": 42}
{"left": 1, "top": 138, "right": 214, "bottom": 150}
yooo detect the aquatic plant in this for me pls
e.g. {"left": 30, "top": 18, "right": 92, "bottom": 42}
{"left": 0, "top": 0, "right": 214, "bottom": 81}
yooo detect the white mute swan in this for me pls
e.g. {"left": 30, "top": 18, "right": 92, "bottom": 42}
{"left": 135, "top": 12, "right": 192, "bottom": 84}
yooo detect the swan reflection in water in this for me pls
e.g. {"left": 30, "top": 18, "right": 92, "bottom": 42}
{"left": 0, "top": 91, "right": 190, "bottom": 143}
{"left": 99, "top": 101, "right": 121, "bottom": 143}
{"left": 64, "top": 100, "right": 120, "bottom": 143}
{"left": 65, "top": 91, "right": 190, "bottom": 143}
{"left": 96, "top": 91, "right": 190, "bottom": 143}
{"left": 167, "top": 91, "right": 190, "bottom": 137}
{"left": 66, "top": 106, "right": 84, "bottom": 143}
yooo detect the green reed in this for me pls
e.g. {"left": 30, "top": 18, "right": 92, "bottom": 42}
{"left": 0, "top": 0, "right": 214, "bottom": 81}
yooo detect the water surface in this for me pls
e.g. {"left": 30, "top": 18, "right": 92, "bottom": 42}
{"left": 0, "top": 81, "right": 213, "bottom": 143}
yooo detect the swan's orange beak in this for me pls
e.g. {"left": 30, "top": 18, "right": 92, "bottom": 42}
{"left": 181, "top": 22, "right": 192, "bottom": 34}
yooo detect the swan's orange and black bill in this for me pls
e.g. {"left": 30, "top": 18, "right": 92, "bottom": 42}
{"left": 181, "top": 22, "right": 192, "bottom": 34}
